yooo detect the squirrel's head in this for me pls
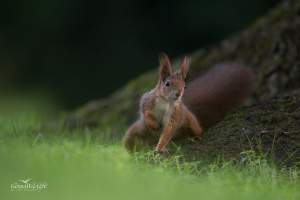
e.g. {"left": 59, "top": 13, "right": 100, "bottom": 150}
{"left": 157, "top": 53, "right": 190, "bottom": 102}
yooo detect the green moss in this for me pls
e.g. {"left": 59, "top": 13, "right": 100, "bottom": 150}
{"left": 238, "top": 124, "right": 245, "bottom": 128}
{"left": 280, "top": 101, "right": 295, "bottom": 109}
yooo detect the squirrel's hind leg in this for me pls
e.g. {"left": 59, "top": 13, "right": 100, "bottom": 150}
{"left": 123, "top": 120, "right": 153, "bottom": 151}
{"left": 183, "top": 111, "right": 203, "bottom": 141}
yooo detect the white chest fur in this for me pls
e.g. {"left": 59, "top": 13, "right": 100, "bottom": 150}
{"left": 151, "top": 97, "right": 177, "bottom": 127}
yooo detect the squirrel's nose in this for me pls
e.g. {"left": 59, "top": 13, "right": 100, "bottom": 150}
{"left": 175, "top": 91, "right": 181, "bottom": 98}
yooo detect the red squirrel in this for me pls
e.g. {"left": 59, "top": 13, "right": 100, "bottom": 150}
{"left": 123, "top": 53, "right": 254, "bottom": 153}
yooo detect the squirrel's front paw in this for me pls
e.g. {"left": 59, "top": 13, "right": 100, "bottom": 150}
{"left": 156, "top": 147, "right": 169, "bottom": 154}
{"left": 186, "top": 136, "right": 201, "bottom": 143}
{"left": 147, "top": 122, "right": 161, "bottom": 131}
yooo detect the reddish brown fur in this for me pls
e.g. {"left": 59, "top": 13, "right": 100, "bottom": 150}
{"left": 156, "top": 101, "right": 181, "bottom": 153}
{"left": 181, "top": 56, "right": 191, "bottom": 79}
{"left": 158, "top": 53, "right": 172, "bottom": 84}
{"left": 183, "top": 110, "right": 203, "bottom": 140}
{"left": 123, "top": 54, "right": 254, "bottom": 153}
{"left": 144, "top": 97, "right": 160, "bottom": 131}
{"left": 183, "top": 62, "right": 254, "bottom": 130}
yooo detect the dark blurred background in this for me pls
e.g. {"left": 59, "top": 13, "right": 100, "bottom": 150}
{"left": 0, "top": 0, "right": 281, "bottom": 111}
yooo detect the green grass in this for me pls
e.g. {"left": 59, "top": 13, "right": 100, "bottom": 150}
{"left": 0, "top": 112, "right": 299, "bottom": 200}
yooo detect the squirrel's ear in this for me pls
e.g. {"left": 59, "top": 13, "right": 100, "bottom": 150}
{"left": 181, "top": 56, "right": 190, "bottom": 79}
{"left": 158, "top": 52, "right": 172, "bottom": 81}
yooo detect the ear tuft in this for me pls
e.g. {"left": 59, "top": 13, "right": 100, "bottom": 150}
{"left": 158, "top": 52, "right": 172, "bottom": 81}
{"left": 181, "top": 56, "right": 191, "bottom": 79}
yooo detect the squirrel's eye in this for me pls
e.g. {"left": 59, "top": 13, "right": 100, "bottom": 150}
{"left": 166, "top": 81, "right": 170, "bottom": 86}
{"left": 184, "top": 85, "right": 186, "bottom": 89}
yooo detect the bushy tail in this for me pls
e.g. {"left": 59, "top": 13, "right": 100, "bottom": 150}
{"left": 183, "top": 63, "right": 254, "bottom": 130}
